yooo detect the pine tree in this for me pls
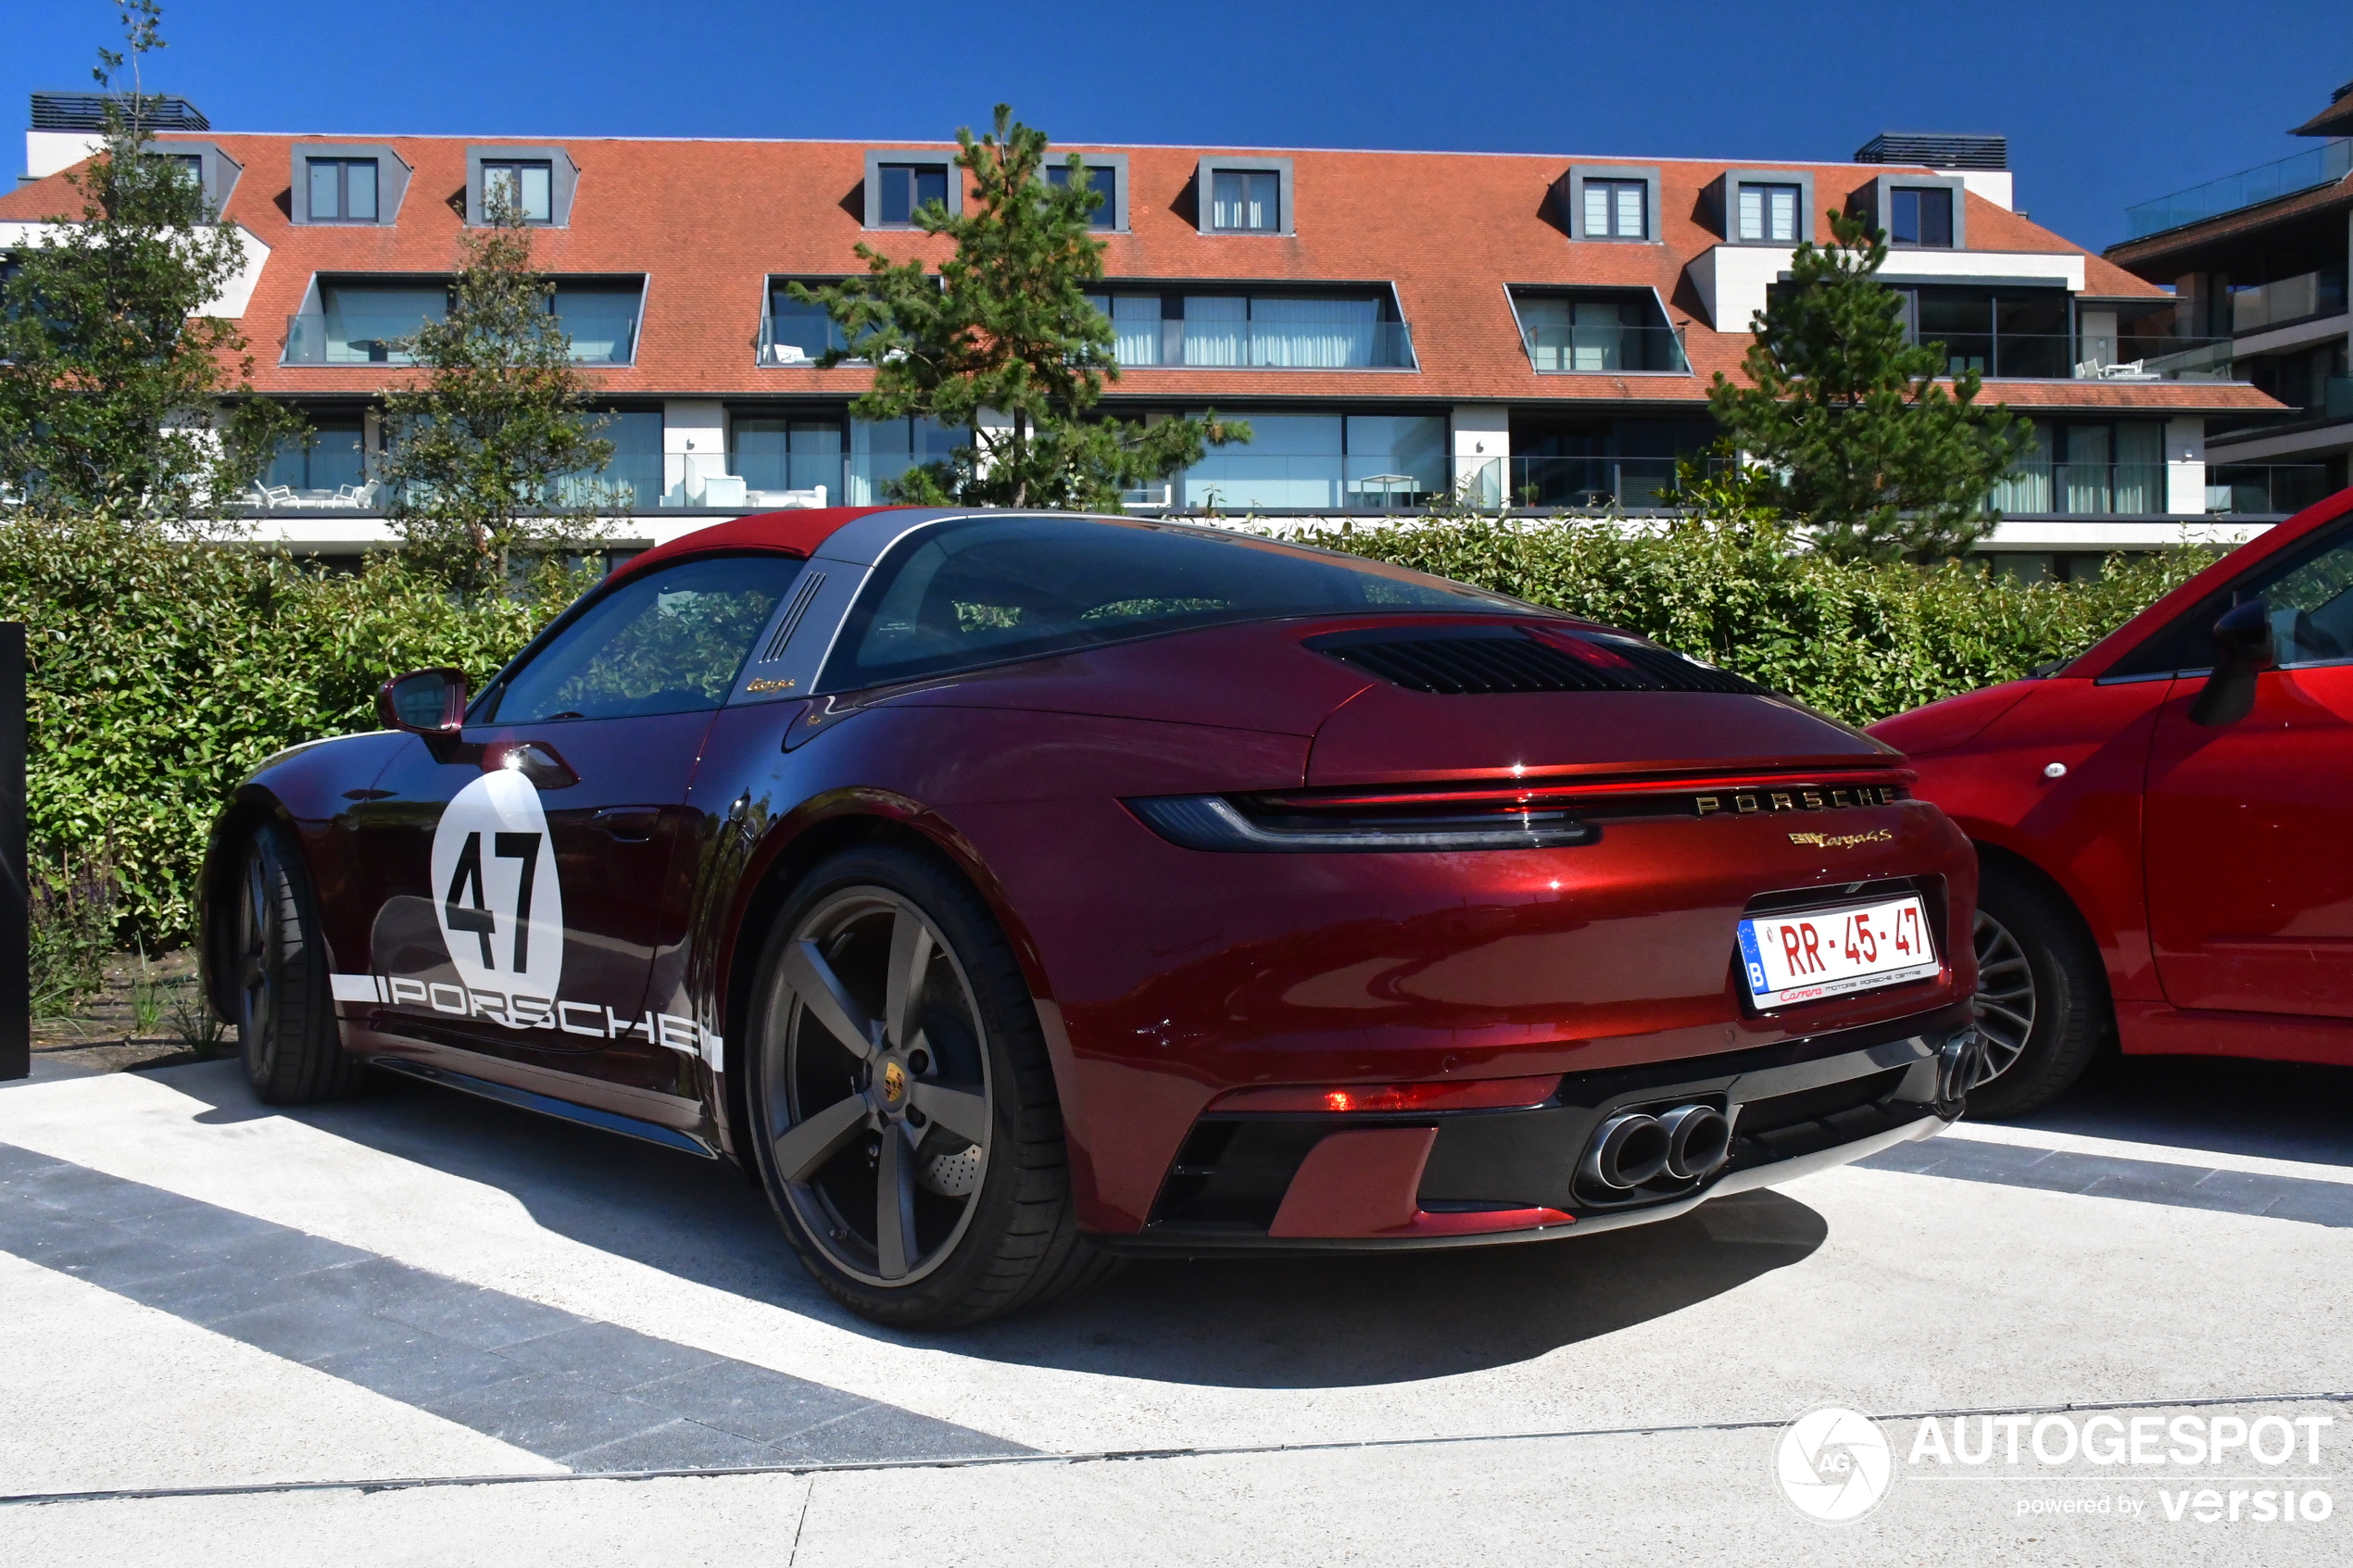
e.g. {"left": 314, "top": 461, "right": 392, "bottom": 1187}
{"left": 379, "top": 189, "right": 614, "bottom": 594}
{"left": 1709, "top": 208, "right": 2029, "bottom": 562}
{"left": 0, "top": 1, "right": 298, "bottom": 528}
{"left": 794, "top": 107, "right": 1244, "bottom": 508}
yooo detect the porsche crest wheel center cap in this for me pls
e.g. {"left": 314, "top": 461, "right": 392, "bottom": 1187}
{"left": 881, "top": 1060, "right": 907, "bottom": 1105}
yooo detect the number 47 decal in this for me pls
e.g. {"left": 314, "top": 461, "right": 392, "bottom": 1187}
{"left": 444, "top": 831, "right": 542, "bottom": 972}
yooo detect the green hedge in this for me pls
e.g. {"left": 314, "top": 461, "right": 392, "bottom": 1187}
{"left": 2, "top": 521, "right": 584, "bottom": 941}
{"left": 1289, "top": 517, "right": 2213, "bottom": 724}
{"left": 5, "top": 515, "right": 2211, "bottom": 945}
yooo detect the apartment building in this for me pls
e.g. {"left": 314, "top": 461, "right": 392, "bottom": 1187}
{"left": 2105, "top": 78, "right": 2352, "bottom": 515}
{"left": 4, "top": 94, "right": 2283, "bottom": 573}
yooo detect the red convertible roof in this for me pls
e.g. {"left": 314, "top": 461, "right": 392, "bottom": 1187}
{"left": 609, "top": 506, "right": 900, "bottom": 584}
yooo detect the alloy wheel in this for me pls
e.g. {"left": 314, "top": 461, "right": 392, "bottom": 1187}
{"left": 762, "top": 888, "right": 993, "bottom": 1287}
{"left": 237, "top": 846, "right": 276, "bottom": 1066}
{"left": 1971, "top": 908, "right": 2036, "bottom": 1085}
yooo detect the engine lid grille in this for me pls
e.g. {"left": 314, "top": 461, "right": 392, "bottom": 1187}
{"left": 1306, "top": 624, "right": 1767, "bottom": 696}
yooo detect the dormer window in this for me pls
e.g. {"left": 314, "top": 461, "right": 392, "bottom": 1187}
{"left": 1892, "top": 186, "right": 1954, "bottom": 247}
{"left": 483, "top": 160, "right": 553, "bottom": 222}
{"left": 1713, "top": 170, "right": 1817, "bottom": 245}
{"left": 293, "top": 144, "right": 409, "bottom": 225}
{"left": 1738, "top": 182, "right": 1798, "bottom": 243}
{"left": 465, "top": 146, "right": 578, "bottom": 227}
{"left": 1585, "top": 181, "right": 1646, "bottom": 239}
{"left": 1855, "top": 173, "right": 1967, "bottom": 250}
{"left": 1213, "top": 170, "right": 1277, "bottom": 232}
{"left": 143, "top": 140, "right": 241, "bottom": 215}
{"left": 309, "top": 158, "right": 376, "bottom": 221}
{"left": 1557, "top": 165, "right": 1661, "bottom": 244}
{"left": 1047, "top": 156, "right": 1127, "bottom": 231}
{"left": 1195, "top": 157, "right": 1293, "bottom": 236}
{"left": 879, "top": 163, "right": 946, "bottom": 223}
{"left": 862, "top": 152, "right": 963, "bottom": 229}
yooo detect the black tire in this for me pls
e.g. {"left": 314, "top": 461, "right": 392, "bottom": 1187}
{"left": 743, "top": 843, "right": 1117, "bottom": 1328}
{"left": 233, "top": 820, "right": 365, "bottom": 1105}
{"left": 1965, "top": 859, "right": 2108, "bottom": 1119}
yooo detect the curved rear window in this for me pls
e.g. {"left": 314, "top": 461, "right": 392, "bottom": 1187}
{"left": 820, "top": 515, "right": 1530, "bottom": 690}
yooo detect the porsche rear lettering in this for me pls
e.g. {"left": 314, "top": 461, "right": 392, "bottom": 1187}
{"left": 1693, "top": 784, "right": 1899, "bottom": 817}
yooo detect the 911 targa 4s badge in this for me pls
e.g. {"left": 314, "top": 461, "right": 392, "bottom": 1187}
{"left": 201, "top": 508, "right": 1988, "bottom": 1327}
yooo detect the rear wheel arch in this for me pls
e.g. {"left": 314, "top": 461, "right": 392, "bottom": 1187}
{"left": 718, "top": 807, "right": 1059, "bottom": 1164}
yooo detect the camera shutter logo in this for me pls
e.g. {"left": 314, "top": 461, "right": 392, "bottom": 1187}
{"left": 1776, "top": 1407, "right": 1894, "bottom": 1524}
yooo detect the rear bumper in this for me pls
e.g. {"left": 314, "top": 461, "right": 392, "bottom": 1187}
{"left": 1096, "top": 1000, "right": 1970, "bottom": 1255}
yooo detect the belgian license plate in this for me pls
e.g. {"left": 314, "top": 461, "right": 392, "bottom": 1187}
{"left": 1738, "top": 896, "right": 1938, "bottom": 1010}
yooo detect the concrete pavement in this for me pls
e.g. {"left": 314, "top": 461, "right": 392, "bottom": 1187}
{"left": 1, "top": 1053, "right": 2347, "bottom": 1564}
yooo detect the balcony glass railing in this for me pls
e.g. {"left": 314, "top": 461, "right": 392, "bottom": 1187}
{"left": 284, "top": 307, "right": 637, "bottom": 367}
{"left": 756, "top": 312, "right": 860, "bottom": 367}
{"left": 1910, "top": 332, "right": 2239, "bottom": 383}
{"left": 2231, "top": 270, "right": 2349, "bottom": 333}
{"left": 1520, "top": 325, "right": 1689, "bottom": 374}
{"left": 1108, "top": 319, "right": 1416, "bottom": 370}
{"left": 1509, "top": 456, "right": 1682, "bottom": 508}
{"left": 2125, "top": 138, "right": 2352, "bottom": 239}
{"left": 2206, "top": 464, "right": 2337, "bottom": 515}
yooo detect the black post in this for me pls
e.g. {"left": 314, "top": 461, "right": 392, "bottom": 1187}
{"left": 0, "top": 623, "right": 24, "bottom": 1081}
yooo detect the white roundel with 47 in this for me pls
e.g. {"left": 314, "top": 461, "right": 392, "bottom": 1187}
{"left": 430, "top": 769, "right": 564, "bottom": 998}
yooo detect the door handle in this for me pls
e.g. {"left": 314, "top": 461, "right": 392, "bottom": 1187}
{"left": 593, "top": 807, "right": 662, "bottom": 843}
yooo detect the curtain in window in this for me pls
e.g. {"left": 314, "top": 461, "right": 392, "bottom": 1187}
{"left": 1991, "top": 421, "right": 2054, "bottom": 514}
{"left": 1111, "top": 295, "right": 1162, "bottom": 366}
{"left": 1180, "top": 296, "right": 1248, "bottom": 367}
{"left": 2113, "top": 421, "right": 2163, "bottom": 514}
{"left": 2063, "top": 426, "right": 2113, "bottom": 515}
{"left": 1244, "top": 295, "right": 1378, "bottom": 368}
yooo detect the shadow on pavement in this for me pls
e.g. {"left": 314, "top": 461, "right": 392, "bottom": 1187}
{"left": 1983, "top": 1051, "right": 2353, "bottom": 1169}
{"left": 148, "top": 1060, "right": 1828, "bottom": 1386}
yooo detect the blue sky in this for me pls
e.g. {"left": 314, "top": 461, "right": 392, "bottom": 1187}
{"left": 8, "top": 0, "right": 2347, "bottom": 251}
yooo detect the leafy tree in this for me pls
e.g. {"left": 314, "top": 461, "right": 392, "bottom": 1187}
{"left": 1709, "top": 208, "right": 2030, "bottom": 563}
{"left": 0, "top": 1, "right": 299, "bottom": 528}
{"left": 793, "top": 106, "right": 1244, "bottom": 508}
{"left": 379, "top": 189, "right": 614, "bottom": 594}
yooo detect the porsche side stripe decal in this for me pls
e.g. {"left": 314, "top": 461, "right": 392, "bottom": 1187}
{"left": 330, "top": 973, "right": 388, "bottom": 1004}
{"left": 329, "top": 973, "right": 724, "bottom": 1067}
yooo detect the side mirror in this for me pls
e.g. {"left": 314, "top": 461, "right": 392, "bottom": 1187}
{"left": 2187, "top": 598, "right": 2273, "bottom": 727}
{"left": 377, "top": 668, "right": 470, "bottom": 734}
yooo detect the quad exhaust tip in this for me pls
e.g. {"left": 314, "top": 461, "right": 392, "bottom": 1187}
{"left": 1937, "top": 1029, "right": 1990, "bottom": 1104}
{"left": 1579, "top": 1103, "right": 1732, "bottom": 1191}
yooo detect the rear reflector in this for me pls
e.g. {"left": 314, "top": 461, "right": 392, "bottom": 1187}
{"left": 1212, "top": 1074, "right": 1562, "bottom": 1113}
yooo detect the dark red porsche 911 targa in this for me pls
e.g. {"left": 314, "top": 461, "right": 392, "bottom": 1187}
{"left": 203, "top": 508, "right": 1985, "bottom": 1325}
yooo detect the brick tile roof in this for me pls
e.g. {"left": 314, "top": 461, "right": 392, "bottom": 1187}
{"left": 0, "top": 133, "right": 2276, "bottom": 416}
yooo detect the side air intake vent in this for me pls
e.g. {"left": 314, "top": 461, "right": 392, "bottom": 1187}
{"left": 1306, "top": 625, "right": 1768, "bottom": 696}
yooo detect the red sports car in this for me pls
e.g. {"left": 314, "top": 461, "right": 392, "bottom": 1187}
{"left": 1872, "top": 485, "right": 2353, "bottom": 1118}
{"left": 205, "top": 508, "right": 1983, "bottom": 1326}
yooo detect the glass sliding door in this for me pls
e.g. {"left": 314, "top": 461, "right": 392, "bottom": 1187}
{"left": 1179, "top": 413, "right": 1343, "bottom": 509}
{"left": 849, "top": 416, "right": 963, "bottom": 504}
{"left": 734, "top": 417, "right": 843, "bottom": 502}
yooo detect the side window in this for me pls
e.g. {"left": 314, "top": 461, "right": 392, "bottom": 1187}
{"left": 2254, "top": 528, "right": 2353, "bottom": 668}
{"left": 485, "top": 556, "right": 804, "bottom": 723}
{"left": 2108, "top": 523, "right": 2353, "bottom": 678}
